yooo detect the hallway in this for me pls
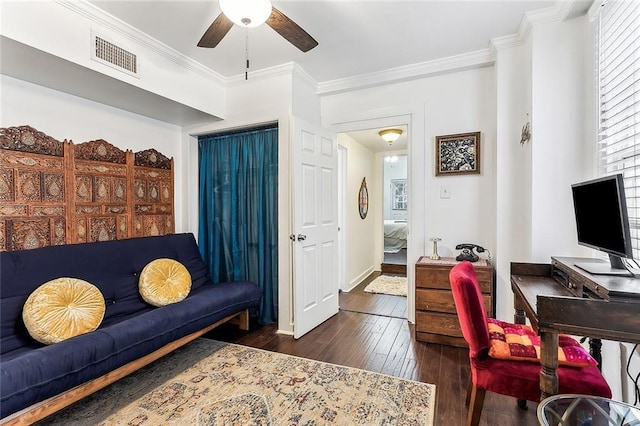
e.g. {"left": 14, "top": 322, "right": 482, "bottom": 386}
{"left": 339, "top": 272, "right": 407, "bottom": 319}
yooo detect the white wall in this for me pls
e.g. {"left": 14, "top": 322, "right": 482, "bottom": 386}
{"left": 494, "top": 38, "right": 533, "bottom": 320}
{"left": 323, "top": 67, "right": 496, "bottom": 257}
{"left": 530, "top": 17, "right": 592, "bottom": 262}
{"left": 0, "top": 75, "right": 187, "bottom": 231}
{"left": 383, "top": 155, "right": 408, "bottom": 221}
{"left": 338, "top": 133, "right": 377, "bottom": 291}
{"left": 0, "top": 0, "right": 226, "bottom": 118}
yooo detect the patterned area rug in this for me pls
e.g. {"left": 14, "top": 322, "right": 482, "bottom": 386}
{"left": 38, "top": 339, "right": 435, "bottom": 425}
{"left": 364, "top": 275, "right": 408, "bottom": 297}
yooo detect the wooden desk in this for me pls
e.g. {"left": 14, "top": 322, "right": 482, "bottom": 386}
{"left": 510, "top": 257, "right": 640, "bottom": 399}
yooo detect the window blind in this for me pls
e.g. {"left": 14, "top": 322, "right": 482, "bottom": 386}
{"left": 596, "top": 0, "right": 640, "bottom": 259}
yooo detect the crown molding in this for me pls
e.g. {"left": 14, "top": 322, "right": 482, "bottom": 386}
{"left": 588, "top": 0, "right": 605, "bottom": 22}
{"left": 52, "top": 0, "right": 587, "bottom": 99}
{"left": 318, "top": 0, "right": 583, "bottom": 96}
{"left": 316, "top": 48, "right": 495, "bottom": 96}
{"left": 291, "top": 63, "right": 319, "bottom": 89}
{"left": 492, "top": 0, "right": 581, "bottom": 53}
{"left": 53, "top": 0, "right": 226, "bottom": 85}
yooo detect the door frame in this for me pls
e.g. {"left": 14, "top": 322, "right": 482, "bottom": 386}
{"left": 325, "top": 104, "right": 425, "bottom": 324}
{"left": 338, "top": 144, "right": 348, "bottom": 292}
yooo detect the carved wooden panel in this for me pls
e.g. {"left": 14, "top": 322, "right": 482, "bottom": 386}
{"left": 113, "top": 178, "right": 127, "bottom": 203}
{"left": 0, "top": 125, "right": 64, "bottom": 156}
{"left": 0, "top": 126, "right": 175, "bottom": 251}
{"left": 1, "top": 127, "right": 67, "bottom": 251}
{"left": 17, "top": 171, "right": 42, "bottom": 202}
{"left": 53, "top": 218, "right": 66, "bottom": 245}
{"left": 133, "top": 154, "right": 174, "bottom": 239}
{"left": 0, "top": 221, "right": 5, "bottom": 251}
{"left": 0, "top": 168, "right": 14, "bottom": 202}
{"left": 93, "top": 176, "right": 111, "bottom": 203}
{"left": 74, "top": 139, "right": 126, "bottom": 164}
{"left": 134, "top": 179, "right": 147, "bottom": 202}
{"left": 76, "top": 218, "right": 87, "bottom": 243}
{"left": 135, "top": 149, "right": 171, "bottom": 169}
{"left": 75, "top": 176, "right": 93, "bottom": 202}
{"left": 6, "top": 219, "right": 52, "bottom": 251}
{"left": 117, "top": 215, "right": 128, "bottom": 239}
{"left": 89, "top": 217, "right": 117, "bottom": 242}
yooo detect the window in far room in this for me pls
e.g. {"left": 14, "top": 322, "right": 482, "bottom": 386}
{"left": 595, "top": 0, "right": 640, "bottom": 260}
{"left": 391, "top": 179, "right": 407, "bottom": 211}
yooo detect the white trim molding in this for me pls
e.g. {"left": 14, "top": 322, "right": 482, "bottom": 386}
{"left": 317, "top": 49, "right": 495, "bottom": 96}
{"left": 54, "top": 0, "right": 226, "bottom": 85}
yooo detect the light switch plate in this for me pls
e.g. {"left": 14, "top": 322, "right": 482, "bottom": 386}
{"left": 440, "top": 185, "right": 451, "bottom": 199}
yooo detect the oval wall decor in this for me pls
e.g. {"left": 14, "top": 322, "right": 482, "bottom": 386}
{"left": 359, "top": 177, "right": 369, "bottom": 220}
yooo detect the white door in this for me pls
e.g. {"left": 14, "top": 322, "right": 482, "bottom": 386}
{"left": 292, "top": 117, "right": 339, "bottom": 339}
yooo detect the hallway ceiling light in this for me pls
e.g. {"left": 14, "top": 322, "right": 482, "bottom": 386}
{"left": 379, "top": 128, "right": 403, "bottom": 145}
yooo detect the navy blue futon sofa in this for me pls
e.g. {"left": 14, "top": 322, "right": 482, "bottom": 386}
{"left": 0, "top": 233, "right": 262, "bottom": 423}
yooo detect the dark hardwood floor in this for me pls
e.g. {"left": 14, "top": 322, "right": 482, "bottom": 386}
{"left": 340, "top": 272, "right": 407, "bottom": 318}
{"left": 205, "top": 311, "right": 539, "bottom": 425}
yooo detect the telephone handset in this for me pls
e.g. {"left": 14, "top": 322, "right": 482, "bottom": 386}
{"left": 455, "top": 243, "right": 486, "bottom": 262}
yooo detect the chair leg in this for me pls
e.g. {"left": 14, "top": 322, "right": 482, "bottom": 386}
{"left": 465, "top": 377, "right": 473, "bottom": 406}
{"left": 466, "top": 384, "right": 486, "bottom": 426}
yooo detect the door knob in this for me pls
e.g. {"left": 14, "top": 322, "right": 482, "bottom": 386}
{"left": 297, "top": 234, "right": 307, "bottom": 241}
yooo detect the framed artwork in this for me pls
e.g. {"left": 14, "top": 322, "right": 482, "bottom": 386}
{"left": 391, "top": 179, "right": 407, "bottom": 210}
{"left": 435, "top": 131, "right": 481, "bottom": 176}
{"left": 358, "top": 177, "right": 368, "bottom": 219}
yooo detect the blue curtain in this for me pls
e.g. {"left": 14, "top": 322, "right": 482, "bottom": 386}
{"left": 198, "top": 126, "right": 278, "bottom": 325}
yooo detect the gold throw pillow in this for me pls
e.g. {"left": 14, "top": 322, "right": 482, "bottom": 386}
{"left": 23, "top": 277, "right": 106, "bottom": 345}
{"left": 139, "top": 258, "right": 192, "bottom": 307}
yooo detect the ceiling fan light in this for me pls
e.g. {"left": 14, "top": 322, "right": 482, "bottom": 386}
{"left": 379, "top": 128, "right": 403, "bottom": 145}
{"left": 219, "top": 0, "right": 272, "bottom": 28}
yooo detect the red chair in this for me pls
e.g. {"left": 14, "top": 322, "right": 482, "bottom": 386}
{"left": 449, "top": 261, "right": 611, "bottom": 426}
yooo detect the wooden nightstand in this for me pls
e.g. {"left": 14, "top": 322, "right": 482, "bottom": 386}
{"left": 415, "top": 256, "right": 494, "bottom": 348}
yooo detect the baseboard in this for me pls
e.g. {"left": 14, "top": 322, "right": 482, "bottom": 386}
{"left": 343, "top": 266, "right": 375, "bottom": 292}
{"left": 276, "top": 329, "right": 294, "bottom": 336}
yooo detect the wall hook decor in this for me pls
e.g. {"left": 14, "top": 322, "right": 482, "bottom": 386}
{"left": 520, "top": 114, "right": 531, "bottom": 145}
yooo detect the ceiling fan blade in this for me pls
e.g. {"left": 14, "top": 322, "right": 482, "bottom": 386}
{"left": 266, "top": 7, "right": 318, "bottom": 52}
{"left": 197, "top": 13, "right": 234, "bottom": 48}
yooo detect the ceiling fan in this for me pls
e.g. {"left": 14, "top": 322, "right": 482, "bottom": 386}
{"left": 197, "top": 0, "right": 318, "bottom": 53}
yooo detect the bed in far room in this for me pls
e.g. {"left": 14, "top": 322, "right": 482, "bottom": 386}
{"left": 384, "top": 220, "right": 408, "bottom": 253}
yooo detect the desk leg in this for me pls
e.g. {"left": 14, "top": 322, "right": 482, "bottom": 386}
{"left": 590, "top": 338, "right": 602, "bottom": 371}
{"left": 514, "top": 297, "right": 526, "bottom": 325}
{"left": 540, "top": 330, "right": 559, "bottom": 399}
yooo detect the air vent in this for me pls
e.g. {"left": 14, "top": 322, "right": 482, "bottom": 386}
{"left": 92, "top": 34, "right": 138, "bottom": 77}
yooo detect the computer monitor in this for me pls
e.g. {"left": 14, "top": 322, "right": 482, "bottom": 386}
{"left": 571, "top": 174, "right": 633, "bottom": 276}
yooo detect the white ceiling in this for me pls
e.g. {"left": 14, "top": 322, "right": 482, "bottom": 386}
{"left": 85, "top": 0, "right": 591, "bottom": 84}
{"left": 84, "top": 0, "right": 592, "bottom": 149}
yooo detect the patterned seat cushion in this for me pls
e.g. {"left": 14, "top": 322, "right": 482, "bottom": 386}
{"left": 487, "top": 318, "right": 597, "bottom": 367}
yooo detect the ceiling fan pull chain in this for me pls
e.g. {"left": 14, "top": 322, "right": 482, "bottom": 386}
{"left": 245, "top": 28, "right": 249, "bottom": 80}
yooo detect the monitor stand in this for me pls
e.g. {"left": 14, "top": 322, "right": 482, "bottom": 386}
{"left": 574, "top": 254, "right": 633, "bottom": 277}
